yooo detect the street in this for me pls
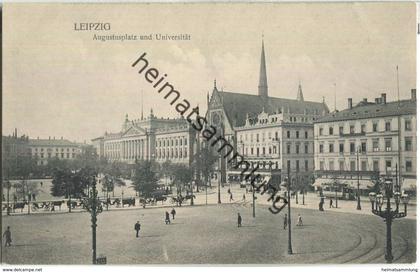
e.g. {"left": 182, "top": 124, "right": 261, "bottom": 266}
{"left": 1, "top": 202, "right": 415, "bottom": 264}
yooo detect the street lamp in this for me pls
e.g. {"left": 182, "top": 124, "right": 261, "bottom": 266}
{"left": 356, "top": 146, "right": 361, "bottom": 210}
{"left": 286, "top": 165, "right": 292, "bottom": 255}
{"left": 82, "top": 174, "right": 103, "bottom": 264}
{"left": 369, "top": 180, "right": 409, "bottom": 263}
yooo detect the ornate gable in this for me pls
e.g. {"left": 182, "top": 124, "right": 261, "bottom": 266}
{"left": 121, "top": 125, "right": 146, "bottom": 137}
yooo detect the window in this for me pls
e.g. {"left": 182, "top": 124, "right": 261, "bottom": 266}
{"left": 373, "top": 122, "right": 378, "bottom": 132}
{"left": 319, "top": 144, "right": 324, "bottom": 153}
{"left": 329, "top": 143, "right": 334, "bottom": 153}
{"left": 339, "top": 161, "right": 344, "bottom": 171}
{"left": 405, "top": 119, "right": 412, "bottom": 131}
{"left": 361, "top": 142, "right": 367, "bottom": 153}
{"left": 361, "top": 161, "right": 367, "bottom": 171}
{"left": 350, "top": 125, "right": 355, "bottom": 134}
{"left": 329, "top": 160, "right": 334, "bottom": 170}
{"left": 385, "top": 121, "right": 391, "bottom": 131}
{"left": 262, "top": 147, "right": 265, "bottom": 155}
{"left": 329, "top": 127, "right": 333, "bottom": 135}
{"left": 296, "top": 131, "right": 300, "bottom": 138}
{"left": 350, "top": 143, "right": 355, "bottom": 153}
{"left": 319, "top": 128, "right": 323, "bottom": 136}
{"left": 373, "top": 139, "right": 379, "bottom": 152}
{"left": 305, "top": 131, "right": 308, "bottom": 139}
{"left": 251, "top": 134, "right": 253, "bottom": 143}
{"left": 275, "top": 132, "right": 278, "bottom": 140}
{"left": 256, "top": 134, "right": 259, "bottom": 142}
{"left": 339, "top": 126, "right": 344, "bottom": 135}
{"left": 319, "top": 161, "right": 325, "bottom": 171}
{"left": 350, "top": 161, "right": 356, "bottom": 171}
{"left": 273, "top": 146, "right": 277, "bottom": 154}
{"left": 287, "top": 160, "right": 291, "bottom": 171}
{"left": 296, "top": 144, "right": 300, "bottom": 154}
{"left": 386, "top": 160, "right": 392, "bottom": 172}
{"left": 385, "top": 139, "right": 392, "bottom": 151}
{"left": 405, "top": 137, "right": 412, "bottom": 151}
{"left": 287, "top": 145, "right": 291, "bottom": 154}
{"left": 305, "top": 160, "right": 309, "bottom": 171}
{"left": 339, "top": 143, "right": 344, "bottom": 153}
{"left": 287, "top": 131, "right": 290, "bottom": 138}
{"left": 361, "top": 124, "right": 366, "bottom": 133}
{"left": 257, "top": 148, "right": 260, "bottom": 156}
{"left": 251, "top": 148, "right": 253, "bottom": 155}
{"left": 373, "top": 160, "right": 379, "bottom": 171}
{"left": 296, "top": 160, "right": 300, "bottom": 172}
{"left": 406, "top": 160, "right": 412, "bottom": 172}
{"left": 304, "top": 144, "right": 308, "bottom": 154}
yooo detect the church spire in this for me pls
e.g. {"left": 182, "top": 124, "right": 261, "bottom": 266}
{"left": 258, "top": 36, "right": 268, "bottom": 98}
{"left": 297, "top": 81, "right": 304, "bottom": 101}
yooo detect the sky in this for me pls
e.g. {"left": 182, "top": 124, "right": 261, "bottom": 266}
{"left": 3, "top": 2, "right": 416, "bottom": 142}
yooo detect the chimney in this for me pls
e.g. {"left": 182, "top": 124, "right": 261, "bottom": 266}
{"left": 411, "top": 89, "right": 416, "bottom": 100}
{"left": 348, "top": 98, "right": 353, "bottom": 109}
{"left": 381, "top": 93, "right": 386, "bottom": 104}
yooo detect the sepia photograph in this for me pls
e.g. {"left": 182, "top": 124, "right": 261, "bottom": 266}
{"left": 1, "top": 1, "right": 418, "bottom": 269}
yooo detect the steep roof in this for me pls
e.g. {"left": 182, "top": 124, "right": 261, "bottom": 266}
{"left": 314, "top": 99, "right": 416, "bottom": 123}
{"left": 218, "top": 91, "right": 329, "bottom": 127}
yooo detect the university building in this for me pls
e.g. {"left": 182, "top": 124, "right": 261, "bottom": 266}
{"left": 313, "top": 90, "right": 417, "bottom": 197}
{"left": 28, "top": 137, "right": 85, "bottom": 165}
{"left": 205, "top": 40, "right": 329, "bottom": 184}
{"left": 92, "top": 110, "right": 197, "bottom": 165}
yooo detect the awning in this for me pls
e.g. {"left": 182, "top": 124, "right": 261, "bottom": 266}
{"left": 312, "top": 178, "right": 334, "bottom": 187}
{"left": 341, "top": 179, "right": 375, "bottom": 190}
{"left": 402, "top": 178, "right": 416, "bottom": 191}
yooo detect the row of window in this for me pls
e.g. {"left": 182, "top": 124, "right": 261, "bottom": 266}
{"left": 33, "top": 147, "right": 76, "bottom": 152}
{"left": 286, "top": 160, "right": 310, "bottom": 172}
{"left": 318, "top": 137, "right": 413, "bottom": 154}
{"left": 319, "top": 159, "right": 413, "bottom": 173}
{"left": 318, "top": 119, "right": 412, "bottom": 136}
{"left": 240, "top": 130, "right": 310, "bottom": 143}
{"left": 33, "top": 153, "right": 75, "bottom": 159}
{"left": 156, "top": 148, "right": 188, "bottom": 159}
{"left": 245, "top": 146, "right": 278, "bottom": 156}
{"left": 156, "top": 137, "right": 188, "bottom": 147}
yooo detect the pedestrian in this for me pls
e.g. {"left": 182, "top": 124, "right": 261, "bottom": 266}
{"left": 134, "top": 221, "right": 141, "bottom": 238}
{"left": 296, "top": 214, "right": 303, "bottom": 226}
{"left": 329, "top": 198, "right": 333, "bottom": 208}
{"left": 230, "top": 193, "right": 234, "bottom": 202}
{"left": 283, "top": 213, "right": 288, "bottom": 230}
{"left": 228, "top": 188, "right": 231, "bottom": 195}
{"left": 242, "top": 194, "right": 246, "bottom": 202}
{"left": 165, "top": 211, "right": 171, "bottom": 224}
{"left": 171, "top": 208, "right": 176, "bottom": 220}
{"left": 237, "top": 213, "right": 242, "bottom": 227}
{"left": 32, "top": 193, "right": 36, "bottom": 202}
{"left": 3, "top": 226, "right": 12, "bottom": 247}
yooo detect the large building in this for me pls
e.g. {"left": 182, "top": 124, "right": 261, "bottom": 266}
{"left": 205, "top": 40, "right": 329, "bottom": 184}
{"left": 313, "top": 90, "right": 417, "bottom": 197}
{"left": 28, "top": 137, "right": 85, "bottom": 165}
{"left": 92, "top": 110, "right": 197, "bottom": 165}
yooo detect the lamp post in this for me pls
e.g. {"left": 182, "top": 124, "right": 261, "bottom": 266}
{"left": 82, "top": 174, "right": 103, "bottom": 264}
{"left": 287, "top": 165, "right": 293, "bottom": 255}
{"left": 356, "top": 146, "right": 361, "bottom": 210}
{"left": 369, "top": 180, "right": 409, "bottom": 263}
{"left": 6, "top": 181, "right": 11, "bottom": 216}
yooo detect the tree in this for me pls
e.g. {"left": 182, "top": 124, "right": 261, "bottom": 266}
{"left": 193, "top": 144, "right": 218, "bottom": 190}
{"left": 132, "top": 160, "right": 159, "bottom": 198}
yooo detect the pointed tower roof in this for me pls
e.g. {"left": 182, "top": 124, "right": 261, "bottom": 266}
{"left": 297, "top": 82, "right": 304, "bottom": 101}
{"left": 258, "top": 37, "right": 268, "bottom": 98}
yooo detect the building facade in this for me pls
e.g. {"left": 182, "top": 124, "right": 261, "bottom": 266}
{"left": 205, "top": 40, "right": 329, "bottom": 184}
{"left": 28, "top": 137, "right": 85, "bottom": 165}
{"left": 313, "top": 91, "right": 417, "bottom": 197}
{"left": 93, "top": 110, "right": 197, "bottom": 165}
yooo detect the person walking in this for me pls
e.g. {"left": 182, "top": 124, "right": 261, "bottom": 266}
{"left": 329, "top": 198, "right": 333, "bottom": 208}
{"left": 242, "top": 194, "right": 246, "bottom": 202}
{"left": 134, "top": 221, "right": 141, "bottom": 238}
{"left": 3, "top": 226, "right": 12, "bottom": 247}
{"left": 165, "top": 211, "right": 171, "bottom": 224}
{"left": 171, "top": 208, "right": 176, "bottom": 220}
{"left": 237, "top": 213, "right": 242, "bottom": 227}
{"left": 230, "top": 193, "right": 234, "bottom": 202}
{"left": 283, "top": 213, "right": 288, "bottom": 230}
{"left": 296, "top": 214, "right": 303, "bottom": 226}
